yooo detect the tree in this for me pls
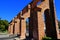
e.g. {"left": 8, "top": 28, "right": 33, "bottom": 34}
{"left": 0, "top": 25, "right": 5, "bottom": 31}
{"left": 0, "top": 19, "right": 9, "bottom": 32}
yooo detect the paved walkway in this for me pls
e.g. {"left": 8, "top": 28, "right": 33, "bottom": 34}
{"left": 0, "top": 34, "right": 19, "bottom": 40}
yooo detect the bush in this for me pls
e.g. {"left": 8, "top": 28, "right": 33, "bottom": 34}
{"left": 0, "top": 19, "right": 9, "bottom": 32}
{"left": 0, "top": 25, "right": 5, "bottom": 31}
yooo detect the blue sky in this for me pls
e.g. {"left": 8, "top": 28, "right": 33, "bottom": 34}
{"left": 0, "top": 0, "right": 60, "bottom": 22}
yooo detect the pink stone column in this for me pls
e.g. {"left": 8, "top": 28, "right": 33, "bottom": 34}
{"left": 20, "top": 19, "right": 26, "bottom": 39}
{"left": 54, "top": 9, "right": 60, "bottom": 39}
{"left": 10, "top": 23, "right": 14, "bottom": 34}
{"left": 37, "top": 12, "right": 45, "bottom": 40}
{"left": 14, "top": 18, "right": 20, "bottom": 34}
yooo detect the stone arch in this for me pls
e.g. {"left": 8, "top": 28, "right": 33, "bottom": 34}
{"left": 43, "top": 8, "right": 58, "bottom": 39}
{"left": 8, "top": 0, "right": 60, "bottom": 40}
{"left": 26, "top": 18, "right": 29, "bottom": 37}
{"left": 43, "top": 9, "right": 50, "bottom": 36}
{"left": 20, "top": 8, "right": 30, "bottom": 39}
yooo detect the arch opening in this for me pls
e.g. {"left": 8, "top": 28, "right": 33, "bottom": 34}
{"left": 26, "top": 18, "right": 29, "bottom": 37}
{"left": 43, "top": 9, "right": 57, "bottom": 39}
{"left": 43, "top": 9, "right": 52, "bottom": 37}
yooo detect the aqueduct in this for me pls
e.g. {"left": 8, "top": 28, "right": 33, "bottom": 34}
{"left": 8, "top": 0, "right": 60, "bottom": 40}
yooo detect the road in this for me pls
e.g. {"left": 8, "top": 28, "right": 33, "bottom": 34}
{"left": 0, "top": 34, "right": 19, "bottom": 40}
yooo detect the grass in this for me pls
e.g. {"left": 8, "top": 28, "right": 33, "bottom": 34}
{"left": 42, "top": 36, "right": 57, "bottom": 40}
{"left": 0, "top": 30, "right": 8, "bottom": 34}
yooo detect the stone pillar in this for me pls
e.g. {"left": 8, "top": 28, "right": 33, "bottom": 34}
{"left": 29, "top": 11, "right": 45, "bottom": 40}
{"left": 29, "top": 16, "right": 33, "bottom": 40}
{"left": 20, "top": 19, "right": 26, "bottom": 39}
{"left": 32, "top": 12, "right": 39, "bottom": 40}
{"left": 14, "top": 18, "right": 20, "bottom": 34}
{"left": 30, "top": 7, "right": 44, "bottom": 40}
{"left": 54, "top": 8, "right": 60, "bottom": 39}
{"left": 47, "top": 0, "right": 58, "bottom": 38}
{"left": 10, "top": 23, "right": 14, "bottom": 34}
{"left": 37, "top": 12, "right": 45, "bottom": 40}
{"left": 8, "top": 24, "right": 11, "bottom": 34}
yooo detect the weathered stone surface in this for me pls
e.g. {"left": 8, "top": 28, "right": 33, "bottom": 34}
{"left": 14, "top": 18, "right": 20, "bottom": 34}
{"left": 37, "top": 12, "right": 45, "bottom": 40}
{"left": 10, "top": 21, "right": 14, "bottom": 35}
{"left": 20, "top": 19, "right": 26, "bottom": 39}
{"left": 8, "top": 0, "right": 59, "bottom": 40}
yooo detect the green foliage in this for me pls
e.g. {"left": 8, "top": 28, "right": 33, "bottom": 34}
{"left": 0, "top": 25, "right": 5, "bottom": 31}
{"left": 0, "top": 19, "right": 9, "bottom": 32}
{"left": 42, "top": 36, "right": 52, "bottom": 40}
{"left": 42, "top": 36, "right": 57, "bottom": 40}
